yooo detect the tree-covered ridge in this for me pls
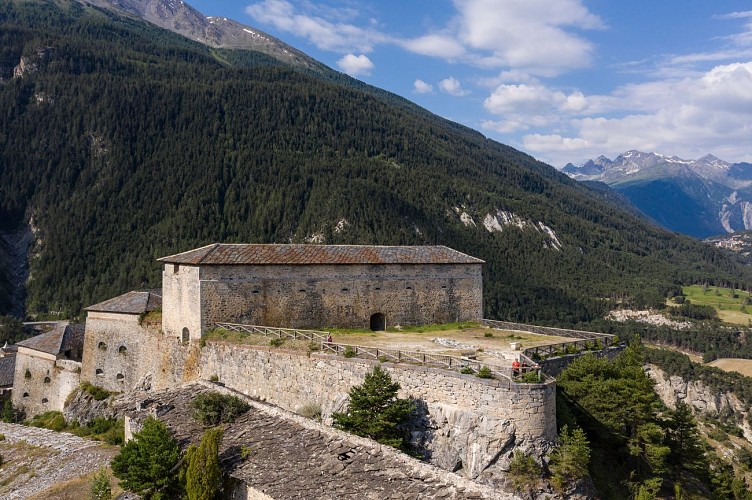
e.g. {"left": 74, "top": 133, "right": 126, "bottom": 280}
{"left": 1, "top": 0, "right": 751, "bottom": 323}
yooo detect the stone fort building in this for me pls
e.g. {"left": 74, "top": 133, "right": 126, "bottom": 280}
{"left": 159, "top": 244, "right": 484, "bottom": 341}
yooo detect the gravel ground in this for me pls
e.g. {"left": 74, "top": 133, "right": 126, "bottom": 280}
{"left": 0, "top": 422, "right": 118, "bottom": 499}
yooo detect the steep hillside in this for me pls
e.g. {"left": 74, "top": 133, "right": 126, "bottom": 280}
{"left": 1, "top": 0, "right": 751, "bottom": 323}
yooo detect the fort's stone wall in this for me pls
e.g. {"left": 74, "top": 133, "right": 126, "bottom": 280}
{"left": 82, "top": 311, "right": 195, "bottom": 393}
{"left": 12, "top": 348, "right": 81, "bottom": 415}
{"left": 163, "top": 263, "right": 482, "bottom": 338}
{"left": 199, "top": 343, "right": 555, "bottom": 480}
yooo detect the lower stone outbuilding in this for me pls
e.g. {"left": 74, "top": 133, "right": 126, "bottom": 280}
{"left": 12, "top": 324, "right": 84, "bottom": 416}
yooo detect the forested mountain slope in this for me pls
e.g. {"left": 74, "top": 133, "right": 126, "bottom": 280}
{"left": 1, "top": 0, "right": 750, "bottom": 324}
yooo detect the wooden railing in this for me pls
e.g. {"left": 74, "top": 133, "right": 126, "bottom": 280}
{"left": 480, "top": 319, "right": 614, "bottom": 341}
{"left": 214, "top": 323, "right": 329, "bottom": 342}
{"left": 522, "top": 336, "right": 619, "bottom": 361}
{"left": 213, "top": 323, "right": 550, "bottom": 384}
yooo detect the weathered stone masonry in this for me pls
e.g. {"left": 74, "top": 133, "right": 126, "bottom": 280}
{"left": 199, "top": 343, "right": 556, "bottom": 480}
{"left": 160, "top": 244, "right": 483, "bottom": 339}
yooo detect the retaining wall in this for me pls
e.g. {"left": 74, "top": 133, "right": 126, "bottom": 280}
{"left": 199, "top": 342, "right": 556, "bottom": 480}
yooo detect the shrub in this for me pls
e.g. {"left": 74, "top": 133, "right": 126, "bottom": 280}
{"left": 460, "top": 366, "right": 474, "bottom": 375}
{"left": 519, "top": 371, "right": 541, "bottom": 383}
{"left": 240, "top": 446, "right": 253, "bottom": 459}
{"left": 0, "top": 433, "right": 5, "bottom": 441}
{"left": 476, "top": 366, "right": 494, "bottom": 379}
{"left": 269, "top": 337, "right": 284, "bottom": 347}
{"left": 308, "top": 341, "right": 320, "bottom": 353}
{"left": 192, "top": 392, "right": 250, "bottom": 426}
{"left": 209, "top": 374, "right": 219, "bottom": 382}
{"left": 508, "top": 450, "right": 541, "bottom": 490}
{"left": 296, "top": 402, "right": 322, "bottom": 421}
{"left": 484, "top": 332, "right": 494, "bottom": 338}
{"left": 28, "top": 411, "right": 67, "bottom": 432}
{"left": 80, "top": 381, "right": 112, "bottom": 401}
{"left": 90, "top": 468, "right": 112, "bottom": 500}
{"left": 343, "top": 346, "right": 356, "bottom": 358}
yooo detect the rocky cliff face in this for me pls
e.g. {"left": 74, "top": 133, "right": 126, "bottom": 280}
{"left": 646, "top": 364, "right": 752, "bottom": 443}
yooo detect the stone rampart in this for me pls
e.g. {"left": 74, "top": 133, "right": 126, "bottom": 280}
{"left": 198, "top": 342, "right": 555, "bottom": 481}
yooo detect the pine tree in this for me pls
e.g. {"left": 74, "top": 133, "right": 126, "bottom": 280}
{"left": 110, "top": 416, "right": 181, "bottom": 499}
{"left": 90, "top": 468, "right": 112, "bottom": 500}
{"left": 550, "top": 424, "right": 590, "bottom": 486}
{"left": 332, "top": 365, "right": 415, "bottom": 449}
{"left": 666, "top": 401, "right": 707, "bottom": 479}
{"left": 185, "top": 427, "right": 224, "bottom": 500}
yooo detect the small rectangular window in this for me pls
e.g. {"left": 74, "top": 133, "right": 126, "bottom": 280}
{"left": 174, "top": 264, "right": 180, "bottom": 274}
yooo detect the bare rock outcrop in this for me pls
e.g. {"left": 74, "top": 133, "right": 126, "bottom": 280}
{"left": 646, "top": 364, "right": 752, "bottom": 443}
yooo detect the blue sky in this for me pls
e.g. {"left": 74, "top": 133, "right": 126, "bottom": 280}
{"left": 186, "top": 0, "right": 752, "bottom": 167}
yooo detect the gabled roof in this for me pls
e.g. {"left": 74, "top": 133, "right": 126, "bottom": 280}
{"left": 157, "top": 244, "right": 484, "bottom": 266}
{"left": 0, "top": 356, "right": 15, "bottom": 387}
{"left": 85, "top": 290, "right": 162, "bottom": 314}
{"left": 17, "top": 324, "right": 85, "bottom": 356}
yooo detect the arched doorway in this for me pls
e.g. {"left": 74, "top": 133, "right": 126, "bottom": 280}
{"left": 182, "top": 327, "right": 190, "bottom": 343}
{"left": 370, "top": 313, "right": 386, "bottom": 332}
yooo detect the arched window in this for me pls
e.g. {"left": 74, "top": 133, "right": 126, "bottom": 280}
{"left": 116, "top": 373, "right": 124, "bottom": 381}
{"left": 182, "top": 327, "right": 190, "bottom": 343}
{"left": 98, "top": 342, "right": 107, "bottom": 350}
{"left": 43, "top": 376, "right": 51, "bottom": 384}
{"left": 96, "top": 369, "right": 104, "bottom": 376}
{"left": 22, "top": 392, "right": 29, "bottom": 398}
{"left": 42, "top": 398, "right": 48, "bottom": 403}
{"left": 118, "top": 345, "right": 127, "bottom": 355}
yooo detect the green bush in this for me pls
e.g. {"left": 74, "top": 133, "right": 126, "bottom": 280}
{"left": 90, "top": 468, "right": 112, "bottom": 500}
{"left": 192, "top": 392, "right": 250, "bottom": 426}
{"left": 28, "top": 411, "right": 67, "bottom": 432}
{"left": 80, "top": 381, "right": 112, "bottom": 401}
{"left": 508, "top": 450, "right": 541, "bottom": 490}
{"left": 269, "top": 337, "right": 285, "bottom": 347}
{"left": 519, "top": 371, "right": 541, "bottom": 383}
{"left": 460, "top": 366, "right": 474, "bottom": 375}
{"left": 476, "top": 366, "right": 494, "bottom": 379}
{"left": 296, "top": 403, "right": 322, "bottom": 421}
{"left": 343, "top": 346, "right": 356, "bottom": 358}
{"left": 484, "top": 332, "right": 494, "bottom": 338}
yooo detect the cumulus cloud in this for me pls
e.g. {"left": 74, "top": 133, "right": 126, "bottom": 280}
{"left": 484, "top": 83, "right": 602, "bottom": 115}
{"left": 245, "top": 0, "right": 388, "bottom": 53}
{"left": 439, "top": 77, "right": 469, "bottom": 96}
{"left": 400, "top": 34, "right": 466, "bottom": 59}
{"left": 337, "top": 54, "right": 374, "bottom": 76}
{"left": 398, "top": 0, "right": 604, "bottom": 75}
{"left": 521, "top": 62, "right": 752, "bottom": 165}
{"left": 413, "top": 79, "right": 434, "bottom": 94}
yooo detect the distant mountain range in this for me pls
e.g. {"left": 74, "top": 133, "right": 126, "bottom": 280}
{"left": 563, "top": 151, "right": 752, "bottom": 238}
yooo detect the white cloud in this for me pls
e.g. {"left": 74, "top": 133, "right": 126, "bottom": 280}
{"left": 413, "top": 79, "right": 434, "bottom": 94}
{"left": 521, "top": 62, "right": 752, "bottom": 165}
{"left": 484, "top": 83, "right": 599, "bottom": 115}
{"left": 439, "top": 77, "right": 469, "bottom": 96}
{"left": 400, "top": 34, "right": 466, "bottom": 59}
{"left": 337, "top": 54, "right": 374, "bottom": 76}
{"left": 245, "top": 0, "right": 388, "bottom": 53}
{"left": 406, "top": 0, "right": 605, "bottom": 75}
